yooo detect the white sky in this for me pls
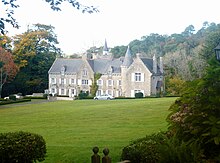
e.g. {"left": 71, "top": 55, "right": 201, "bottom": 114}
{"left": 4, "top": 0, "right": 220, "bottom": 55}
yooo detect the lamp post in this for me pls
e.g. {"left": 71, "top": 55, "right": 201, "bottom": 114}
{"left": 214, "top": 43, "right": 220, "bottom": 61}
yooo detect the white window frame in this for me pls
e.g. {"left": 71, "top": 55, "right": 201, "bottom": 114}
{"left": 97, "top": 79, "right": 103, "bottom": 86}
{"left": 82, "top": 79, "right": 89, "bottom": 85}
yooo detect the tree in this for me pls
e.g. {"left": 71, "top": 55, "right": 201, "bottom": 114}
{"left": 12, "top": 24, "right": 61, "bottom": 68}
{"left": 90, "top": 73, "right": 101, "bottom": 96}
{"left": 167, "top": 39, "right": 220, "bottom": 162}
{"left": 3, "top": 24, "right": 60, "bottom": 96}
{"left": 0, "top": 47, "right": 18, "bottom": 98}
{"left": 1, "top": 0, "right": 98, "bottom": 34}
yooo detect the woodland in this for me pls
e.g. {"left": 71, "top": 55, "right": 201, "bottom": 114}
{"left": 1, "top": 22, "right": 220, "bottom": 97}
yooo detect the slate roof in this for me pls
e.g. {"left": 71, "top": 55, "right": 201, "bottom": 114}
{"left": 141, "top": 58, "right": 162, "bottom": 74}
{"left": 49, "top": 57, "right": 162, "bottom": 75}
{"left": 122, "top": 46, "right": 133, "bottom": 67}
{"left": 48, "top": 58, "right": 83, "bottom": 74}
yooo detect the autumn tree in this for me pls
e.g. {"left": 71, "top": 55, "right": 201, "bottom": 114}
{"left": 3, "top": 24, "right": 60, "bottom": 96}
{"left": 0, "top": 47, "right": 18, "bottom": 98}
{"left": 1, "top": 0, "right": 98, "bottom": 34}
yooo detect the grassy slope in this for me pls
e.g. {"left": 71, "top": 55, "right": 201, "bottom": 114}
{"left": 0, "top": 98, "right": 176, "bottom": 163}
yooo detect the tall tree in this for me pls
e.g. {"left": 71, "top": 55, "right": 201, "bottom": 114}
{"left": 0, "top": 47, "right": 18, "bottom": 97}
{"left": 3, "top": 24, "right": 60, "bottom": 96}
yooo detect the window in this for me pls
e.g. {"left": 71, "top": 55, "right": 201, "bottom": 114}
{"left": 83, "top": 69, "right": 87, "bottom": 76}
{"left": 61, "top": 78, "right": 64, "bottom": 84}
{"left": 107, "top": 80, "right": 113, "bottom": 86}
{"left": 118, "top": 80, "right": 121, "bottom": 86}
{"left": 52, "top": 88, "right": 55, "bottom": 93}
{"left": 135, "top": 90, "right": 141, "bottom": 94}
{"left": 97, "top": 80, "right": 102, "bottom": 85}
{"left": 61, "top": 89, "right": 65, "bottom": 95}
{"left": 51, "top": 78, "right": 56, "bottom": 84}
{"left": 61, "top": 66, "right": 65, "bottom": 75}
{"left": 71, "top": 79, "right": 75, "bottom": 84}
{"left": 135, "top": 73, "right": 141, "bottom": 81}
{"left": 71, "top": 89, "right": 75, "bottom": 95}
{"left": 107, "top": 90, "right": 112, "bottom": 95}
{"left": 82, "top": 79, "right": 88, "bottom": 85}
{"left": 97, "top": 90, "right": 102, "bottom": 96}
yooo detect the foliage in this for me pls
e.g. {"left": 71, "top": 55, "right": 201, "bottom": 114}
{"left": 0, "top": 98, "right": 31, "bottom": 105}
{"left": 0, "top": 131, "right": 46, "bottom": 163}
{"left": 165, "top": 76, "right": 186, "bottom": 96}
{"left": 78, "top": 90, "right": 89, "bottom": 99}
{"left": 90, "top": 73, "right": 101, "bottom": 96}
{"left": 167, "top": 54, "right": 220, "bottom": 161}
{"left": 0, "top": 0, "right": 98, "bottom": 34}
{"left": 0, "top": 0, "right": 19, "bottom": 34}
{"left": 0, "top": 47, "right": 18, "bottom": 98}
{"left": 3, "top": 24, "right": 60, "bottom": 96}
{"left": 9, "top": 94, "right": 16, "bottom": 101}
{"left": 135, "top": 92, "right": 143, "bottom": 98}
{"left": 121, "top": 132, "right": 167, "bottom": 163}
{"left": 121, "top": 132, "right": 196, "bottom": 163}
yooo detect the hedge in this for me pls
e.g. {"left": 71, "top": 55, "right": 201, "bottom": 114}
{"left": 0, "top": 99, "right": 31, "bottom": 105}
{"left": 0, "top": 131, "right": 46, "bottom": 163}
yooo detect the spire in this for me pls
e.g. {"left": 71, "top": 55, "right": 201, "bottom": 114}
{"left": 103, "top": 39, "right": 109, "bottom": 55}
{"left": 122, "top": 46, "right": 133, "bottom": 67}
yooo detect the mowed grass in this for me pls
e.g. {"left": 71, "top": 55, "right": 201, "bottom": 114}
{"left": 0, "top": 98, "right": 176, "bottom": 163}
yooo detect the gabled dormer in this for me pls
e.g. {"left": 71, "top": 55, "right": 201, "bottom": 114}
{"left": 61, "top": 65, "right": 66, "bottom": 75}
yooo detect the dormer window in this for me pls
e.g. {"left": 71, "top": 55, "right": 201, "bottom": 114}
{"left": 107, "top": 66, "right": 113, "bottom": 75}
{"left": 61, "top": 66, "right": 66, "bottom": 75}
{"left": 83, "top": 69, "right": 87, "bottom": 76}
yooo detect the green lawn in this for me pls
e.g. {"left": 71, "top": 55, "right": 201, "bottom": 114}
{"left": 0, "top": 98, "right": 176, "bottom": 163}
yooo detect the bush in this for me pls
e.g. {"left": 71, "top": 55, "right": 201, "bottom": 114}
{"left": 0, "top": 131, "right": 46, "bottom": 163}
{"left": 121, "top": 132, "right": 167, "bottom": 163}
{"left": 135, "top": 92, "right": 143, "bottom": 98}
{"left": 0, "top": 99, "right": 31, "bottom": 105}
{"left": 9, "top": 95, "right": 16, "bottom": 101}
{"left": 121, "top": 132, "right": 195, "bottom": 163}
{"left": 78, "top": 91, "right": 89, "bottom": 99}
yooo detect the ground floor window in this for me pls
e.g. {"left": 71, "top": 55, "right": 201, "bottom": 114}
{"left": 97, "top": 90, "right": 102, "bottom": 95}
{"left": 61, "top": 89, "right": 65, "bottom": 95}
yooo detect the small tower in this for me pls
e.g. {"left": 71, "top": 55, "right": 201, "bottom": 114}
{"left": 122, "top": 46, "right": 133, "bottom": 67}
{"left": 121, "top": 46, "right": 133, "bottom": 97}
{"left": 103, "top": 39, "right": 109, "bottom": 55}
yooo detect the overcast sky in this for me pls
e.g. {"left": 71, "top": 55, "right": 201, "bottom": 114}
{"left": 4, "top": 0, "right": 220, "bottom": 55}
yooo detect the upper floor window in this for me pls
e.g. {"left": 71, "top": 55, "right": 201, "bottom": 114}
{"left": 51, "top": 78, "right": 56, "bottom": 84}
{"left": 61, "top": 66, "right": 66, "bottom": 75}
{"left": 118, "top": 80, "right": 121, "bottom": 86}
{"left": 97, "top": 80, "right": 103, "bottom": 85}
{"left": 135, "top": 73, "right": 141, "bottom": 81}
{"left": 82, "top": 79, "right": 88, "bottom": 85}
{"left": 61, "top": 78, "right": 64, "bottom": 84}
{"left": 107, "top": 80, "right": 113, "bottom": 86}
{"left": 71, "top": 79, "right": 75, "bottom": 84}
{"left": 83, "top": 69, "right": 87, "bottom": 76}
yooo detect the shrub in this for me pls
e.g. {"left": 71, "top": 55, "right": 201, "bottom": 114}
{"left": 78, "top": 91, "right": 89, "bottom": 99}
{"left": 0, "top": 131, "right": 46, "bottom": 163}
{"left": 9, "top": 95, "right": 16, "bottom": 101}
{"left": 121, "top": 132, "right": 195, "bottom": 163}
{"left": 135, "top": 92, "right": 143, "bottom": 98}
{"left": 121, "top": 132, "right": 167, "bottom": 163}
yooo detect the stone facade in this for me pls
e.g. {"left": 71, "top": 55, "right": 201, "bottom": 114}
{"left": 48, "top": 46, "right": 164, "bottom": 97}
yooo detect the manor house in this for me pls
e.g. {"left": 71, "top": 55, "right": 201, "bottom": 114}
{"left": 48, "top": 42, "right": 164, "bottom": 97}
